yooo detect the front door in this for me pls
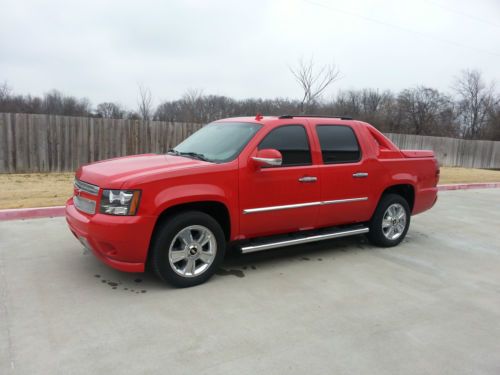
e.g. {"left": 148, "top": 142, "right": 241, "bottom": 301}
{"left": 239, "top": 125, "right": 320, "bottom": 238}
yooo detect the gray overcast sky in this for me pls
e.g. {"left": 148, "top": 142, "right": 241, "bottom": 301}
{"left": 1, "top": 0, "right": 499, "bottom": 109}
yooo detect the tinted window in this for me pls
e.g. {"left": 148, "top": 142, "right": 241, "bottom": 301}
{"left": 259, "top": 125, "right": 311, "bottom": 166}
{"left": 316, "top": 125, "right": 361, "bottom": 164}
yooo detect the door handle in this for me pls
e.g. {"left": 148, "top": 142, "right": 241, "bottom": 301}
{"left": 352, "top": 172, "right": 368, "bottom": 178}
{"left": 298, "top": 176, "right": 318, "bottom": 183}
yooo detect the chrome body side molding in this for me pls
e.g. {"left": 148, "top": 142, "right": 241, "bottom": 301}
{"left": 243, "top": 201, "right": 321, "bottom": 214}
{"left": 322, "top": 197, "right": 368, "bottom": 205}
{"left": 240, "top": 227, "right": 369, "bottom": 253}
{"left": 243, "top": 197, "right": 368, "bottom": 215}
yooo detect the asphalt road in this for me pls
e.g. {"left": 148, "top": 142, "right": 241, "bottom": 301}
{"left": 1, "top": 189, "right": 499, "bottom": 375}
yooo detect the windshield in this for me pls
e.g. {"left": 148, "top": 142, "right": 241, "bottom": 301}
{"left": 171, "top": 122, "right": 261, "bottom": 163}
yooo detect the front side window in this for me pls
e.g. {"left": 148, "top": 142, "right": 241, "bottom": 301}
{"left": 258, "top": 125, "right": 311, "bottom": 166}
{"left": 316, "top": 125, "right": 361, "bottom": 164}
{"left": 173, "top": 122, "right": 261, "bottom": 163}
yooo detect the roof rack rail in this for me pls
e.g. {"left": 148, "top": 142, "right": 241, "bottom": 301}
{"left": 278, "top": 115, "right": 353, "bottom": 120}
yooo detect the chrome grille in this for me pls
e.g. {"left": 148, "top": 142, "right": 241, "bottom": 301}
{"left": 74, "top": 179, "right": 99, "bottom": 196}
{"left": 74, "top": 195, "right": 96, "bottom": 215}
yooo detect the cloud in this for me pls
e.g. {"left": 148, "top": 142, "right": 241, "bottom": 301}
{"left": 0, "top": 0, "right": 499, "bottom": 108}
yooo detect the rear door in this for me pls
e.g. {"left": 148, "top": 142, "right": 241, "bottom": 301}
{"left": 314, "top": 124, "right": 373, "bottom": 227}
{"left": 239, "top": 124, "right": 320, "bottom": 238}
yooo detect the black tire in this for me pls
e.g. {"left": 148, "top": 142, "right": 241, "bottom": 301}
{"left": 366, "top": 193, "right": 410, "bottom": 247}
{"left": 151, "top": 211, "right": 226, "bottom": 287}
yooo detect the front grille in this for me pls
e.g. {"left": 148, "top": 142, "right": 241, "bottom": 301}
{"left": 74, "top": 179, "right": 99, "bottom": 196}
{"left": 74, "top": 195, "right": 96, "bottom": 214}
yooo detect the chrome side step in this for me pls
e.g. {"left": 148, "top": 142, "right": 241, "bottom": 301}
{"left": 240, "top": 227, "right": 369, "bottom": 254}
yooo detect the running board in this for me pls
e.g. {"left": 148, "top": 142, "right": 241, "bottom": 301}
{"left": 239, "top": 227, "right": 369, "bottom": 254}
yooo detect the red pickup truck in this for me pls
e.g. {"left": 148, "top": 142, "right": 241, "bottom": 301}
{"left": 66, "top": 115, "right": 439, "bottom": 287}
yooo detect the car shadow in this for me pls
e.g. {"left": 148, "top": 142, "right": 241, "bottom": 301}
{"left": 83, "top": 234, "right": 375, "bottom": 291}
{"left": 220, "top": 234, "right": 373, "bottom": 271}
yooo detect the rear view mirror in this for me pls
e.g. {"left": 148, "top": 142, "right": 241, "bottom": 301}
{"left": 251, "top": 149, "right": 282, "bottom": 167}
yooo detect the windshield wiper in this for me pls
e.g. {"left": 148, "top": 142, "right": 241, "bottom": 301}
{"left": 167, "top": 148, "right": 181, "bottom": 156}
{"left": 178, "top": 151, "right": 209, "bottom": 162}
{"left": 168, "top": 149, "right": 209, "bottom": 162}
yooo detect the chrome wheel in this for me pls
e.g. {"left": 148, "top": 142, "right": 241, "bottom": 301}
{"left": 168, "top": 225, "right": 217, "bottom": 278}
{"left": 382, "top": 203, "right": 407, "bottom": 240}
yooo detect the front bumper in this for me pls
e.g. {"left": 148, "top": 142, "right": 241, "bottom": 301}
{"left": 65, "top": 198, "right": 156, "bottom": 273}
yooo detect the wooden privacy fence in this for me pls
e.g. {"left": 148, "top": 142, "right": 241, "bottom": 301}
{"left": 0, "top": 113, "right": 202, "bottom": 173}
{"left": 0, "top": 112, "right": 499, "bottom": 172}
{"left": 386, "top": 133, "right": 500, "bottom": 169}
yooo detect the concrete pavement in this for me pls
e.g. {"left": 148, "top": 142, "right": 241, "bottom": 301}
{"left": 1, "top": 189, "right": 500, "bottom": 374}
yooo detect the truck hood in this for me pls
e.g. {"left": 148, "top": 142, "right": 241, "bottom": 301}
{"left": 75, "top": 154, "right": 209, "bottom": 188}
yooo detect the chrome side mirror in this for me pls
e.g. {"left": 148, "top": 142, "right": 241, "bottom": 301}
{"left": 251, "top": 149, "right": 282, "bottom": 167}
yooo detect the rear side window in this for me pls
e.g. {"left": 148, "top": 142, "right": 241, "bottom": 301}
{"left": 316, "top": 125, "right": 361, "bottom": 164}
{"left": 259, "top": 125, "right": 311, "bottom": 166}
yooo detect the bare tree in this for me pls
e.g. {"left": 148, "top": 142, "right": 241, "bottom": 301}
{"left": 397, "top": 86, "right": 457, "bottom": 136}
{"left": 183, "top": 88, "right": 204, "bottom": 104}
{"left": 1, "top": 69, "right": 498, "bottom": 140}
{"left": 486, "top": 101, "right": 500, "bottom": 141}
{"left": 41, "top": 90, "right": 91, "bottom": 116}
{"left": 126, "top": 111, "right": 141, "bottom": 120}
{"left": 182, "top": 88, "right": 204, "bottom": 122}
{"left": 96, "top": 102, "right": 125, "bottom": 119}
{"left": 453, "top": 69, "right": 496, "bottom": 139}
{"left": 137, "top": 84, "right": 153, "bottom": 121}
{"left": 0, "top": 81, "right": 12, "bottom": 101}
{"left": 290, "top": 57, "right": 340, "bottom": 113}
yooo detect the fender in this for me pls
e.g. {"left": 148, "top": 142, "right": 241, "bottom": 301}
{"left": 389, "top": 172, "right": 418, "bottom": 187}
{"left": 154, "top": 183, "right": 230, "bottom": 214}
{"left": 376, "top": 172, "right": 417, "bottom": 211}
{"left": 152, "top": 183, "right": 238, "bottom": 238}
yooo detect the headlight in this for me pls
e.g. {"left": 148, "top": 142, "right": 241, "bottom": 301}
{"left": 100, "top": 190, "right": 141, "bottom": 216}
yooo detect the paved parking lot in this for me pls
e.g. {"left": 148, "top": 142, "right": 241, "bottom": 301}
{"left": 1, "top": 189, "right": 500, "bottom": 375}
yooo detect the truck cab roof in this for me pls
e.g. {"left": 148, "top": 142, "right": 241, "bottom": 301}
{"left": 217, "top": 115, "right": 357, "bottom": 126}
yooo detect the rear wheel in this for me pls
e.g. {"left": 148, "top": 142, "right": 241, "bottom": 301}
{"left": 151, "top": 211, "right": 226, "bottom": 287}
{"left": 367, "top": 194, "right": 410, "bottom": 247}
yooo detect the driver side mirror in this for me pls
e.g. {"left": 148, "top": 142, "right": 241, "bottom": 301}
{"left": 251, "top": 149, "right": 282, "bottom": 168}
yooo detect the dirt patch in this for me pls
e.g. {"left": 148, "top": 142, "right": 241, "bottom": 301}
{"left": 439, "top": 167, "right": 500, "bottom": 184}
{"left": 0, "top": 167, "right": 499, "bottom": 209}
{"left": 0, "top": 173, "right": 74, "bottom": 209}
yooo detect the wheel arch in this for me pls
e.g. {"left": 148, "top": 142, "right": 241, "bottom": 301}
{"left": 380, "top": 184, "right": 415, "bottom": 212}
{"left": 152, "top": 200, "right": 231, "bottom": 241}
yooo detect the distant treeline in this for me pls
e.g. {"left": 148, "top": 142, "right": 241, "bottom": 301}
{"left": 1, "top": 69, "right": 499, "bottom": 140}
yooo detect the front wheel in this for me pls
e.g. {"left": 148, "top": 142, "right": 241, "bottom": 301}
{"left": 151, "top": 211, "right": 226, "bottom": 287}
{"left": 366, "top": 194, "right": 410, "bottom": 247}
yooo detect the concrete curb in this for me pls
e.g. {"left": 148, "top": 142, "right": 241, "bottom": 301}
{"left": 437, "top": 182, "right": 500, "bottom": 191}
{"left": 0, "top": 206, "right": 65, "bottom": 221}
{"left": 1, "top": 182, "right": 500, "bottom": 221}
